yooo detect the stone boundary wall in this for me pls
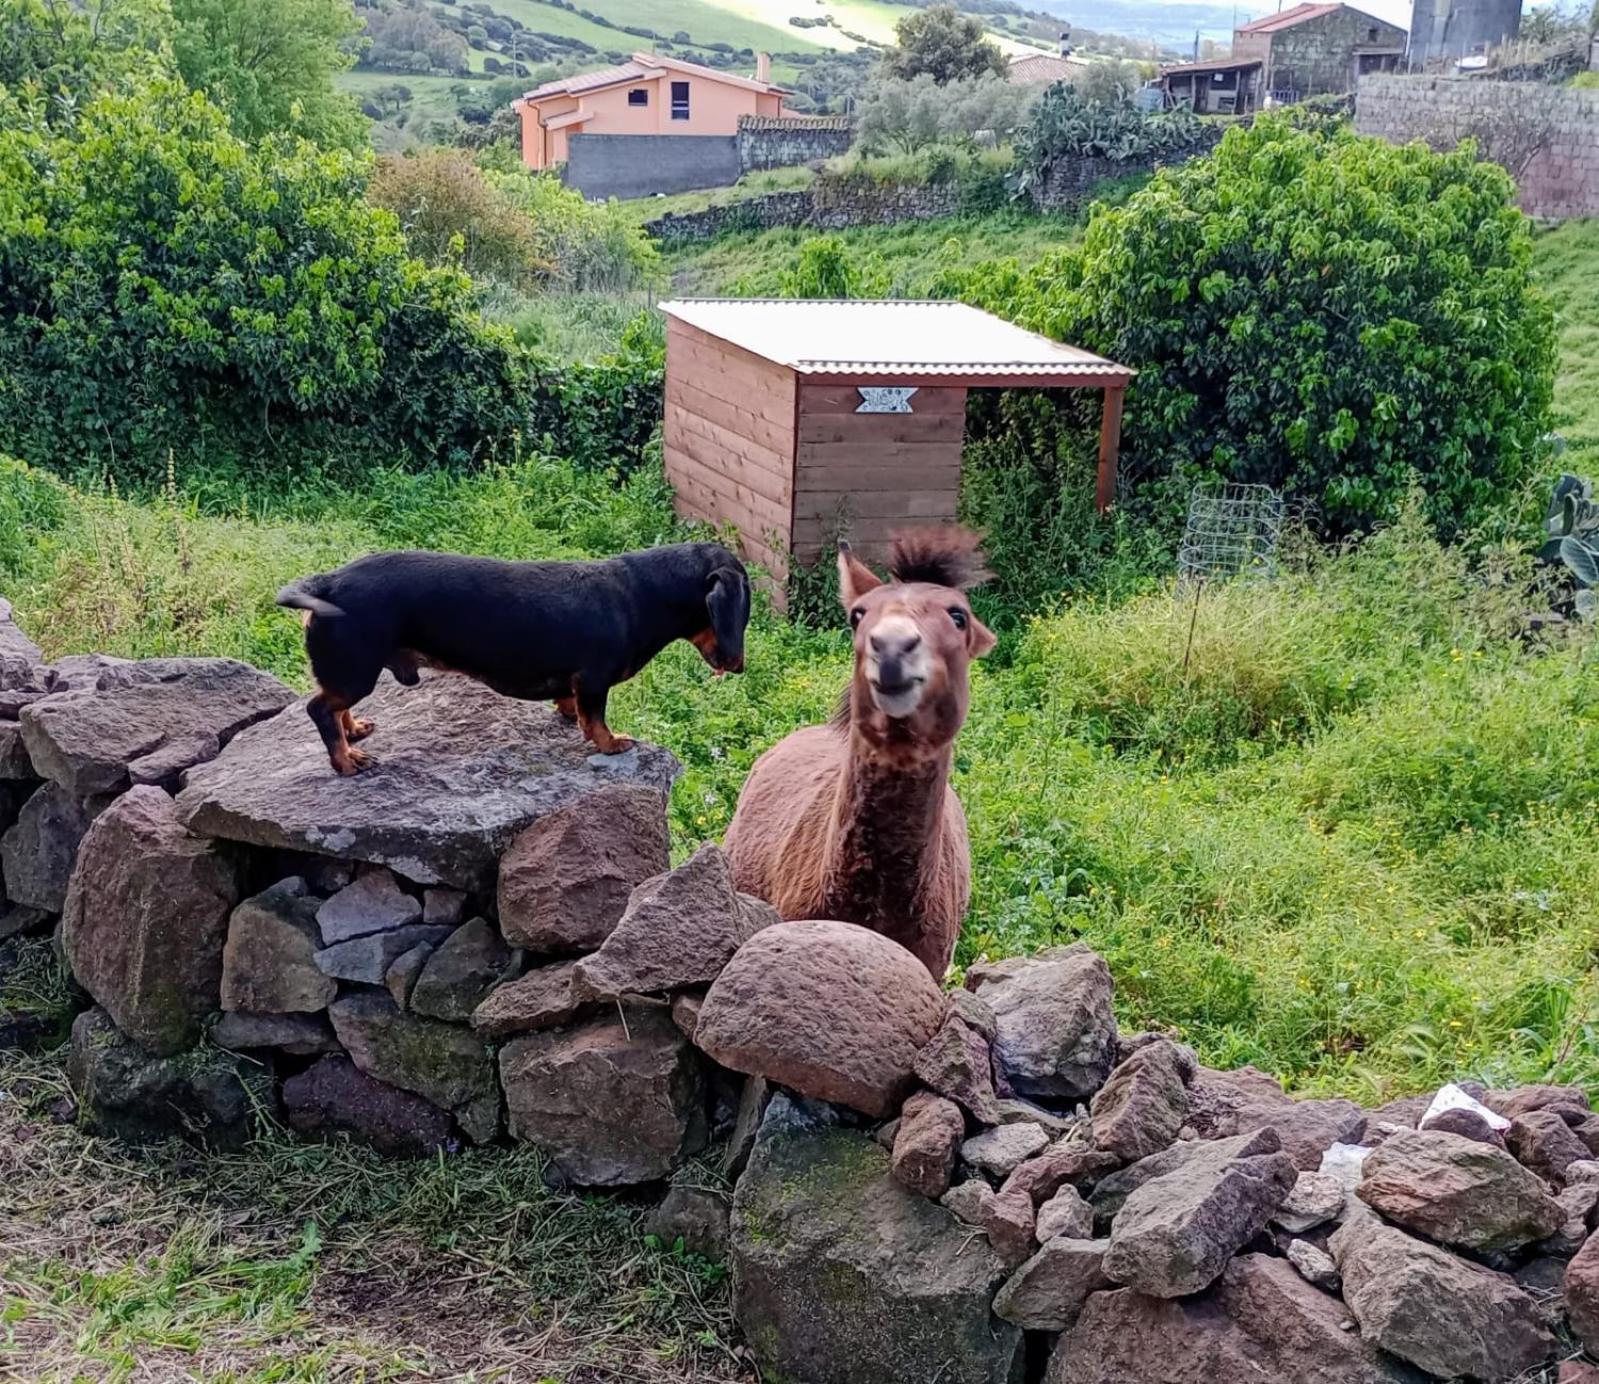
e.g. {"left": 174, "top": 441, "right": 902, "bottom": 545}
{"left": 1357, "top": 74, "right": 1599, "bottom": 220}
{"left": 736, "top": 115, "right": 852, "bottom": 173}
{"left": 642, "top": 145, "right": 1223, "bottom": 245}
{"left": 8, "top": 599, "right": 1599, "bottom": 1384}
{"left": 641, "top": 179, "right": 965, "bottom": 243}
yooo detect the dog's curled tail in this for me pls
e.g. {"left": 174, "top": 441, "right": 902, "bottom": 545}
{"left": 276, "top": 579, "right": 344, "bottom": 620}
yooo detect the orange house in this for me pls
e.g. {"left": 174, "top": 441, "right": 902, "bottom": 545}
{"left": 514, "top": 52, "right": 790, "bottom": 171}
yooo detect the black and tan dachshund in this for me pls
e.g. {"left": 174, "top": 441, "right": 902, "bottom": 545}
{"left": 277, "top": 543, "right": 750, "bottom": 774}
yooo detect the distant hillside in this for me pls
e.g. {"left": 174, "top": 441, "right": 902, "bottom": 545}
{"left": 1035, "top": 0, "right": 1252, "bottom": 49}
{"left": 339, "top": 0, "right": 1174, "bottom": 147}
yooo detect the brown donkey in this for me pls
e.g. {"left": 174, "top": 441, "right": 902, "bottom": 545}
{"left": 723, "top": 528, "right": 995, "bottom": 979}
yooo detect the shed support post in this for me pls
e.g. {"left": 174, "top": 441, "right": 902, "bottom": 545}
{"left": 1096, "top": 386, "right": 1125, "bottom": 513}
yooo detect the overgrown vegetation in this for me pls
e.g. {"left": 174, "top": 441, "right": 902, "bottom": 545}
{"left": 1009, "top": 80, "right": 1212, "bottom": 197}
{"left": 954, "top": 116, "right": 1559, "bottom": 538}
{"left": 5, "top": 452, "right": 1598, "bottom": 1105}
{"left": 0, "top": 82, "right": 528, "bottom": 486}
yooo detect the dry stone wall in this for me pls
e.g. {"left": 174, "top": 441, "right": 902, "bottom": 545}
{"left": 7, "top": 593, "right": 1599, "bottom": 1383}
{"left": 736, "top": 114, "right": 851, "bottom": 172}
{"left": 1357, "top": 74, "right": 1599, "bottom": 220}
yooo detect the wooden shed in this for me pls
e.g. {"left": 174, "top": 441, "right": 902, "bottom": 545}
{"left": 659, "top": 298, "right": 1133, "bottom": 600}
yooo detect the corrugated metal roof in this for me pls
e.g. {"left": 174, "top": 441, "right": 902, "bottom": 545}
{"left": 660, "top": 299, "right": 1132, "bottom": 386}
{"left": 1236, "top": 2, "right": 1342, "bottom": 34}
{"left": 1162, "top": 56, "right": 1263, "bottom": 74}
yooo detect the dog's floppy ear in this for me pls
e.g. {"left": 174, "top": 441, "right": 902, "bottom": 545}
{"left": 837, "top": 540, "right": 882, "bottom": 608}
{"left": 705, "top": 565, "right": 750, "bottom": 663}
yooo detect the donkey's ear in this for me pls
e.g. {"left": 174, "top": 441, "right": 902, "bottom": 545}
{"left": 968, "top": 614, "right": 997, "bottom": 658}
{"left": 837, "top": 540, "right": 882, "bottom": 607}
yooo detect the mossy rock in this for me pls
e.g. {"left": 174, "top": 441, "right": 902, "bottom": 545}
{"left": 731, "top": 1110, "right": 1019, "bottom": 1384}
{"left": 67, "top": 1006, "right": 274, "bottom": 1149}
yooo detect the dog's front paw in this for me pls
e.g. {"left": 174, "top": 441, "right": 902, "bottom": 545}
{"left": 600, "top": 736, "right": 636, "bottom": 755}
{"left": 346, "top": 717, "right": 376, "bottom": 743}
{"left": 333, "top": 747, "right": 373, "bottom": 775}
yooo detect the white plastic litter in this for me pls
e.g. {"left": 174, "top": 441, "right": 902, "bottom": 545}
{"left": 1419, "top": 1083, "right": 1510, "bottom": 1133}
{"left": 1318, "top": 1141, "right": 1373, "bottom": 1190}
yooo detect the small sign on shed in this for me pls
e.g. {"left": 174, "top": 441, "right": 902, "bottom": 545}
{"left": 659, "top": 298, "right": 1133, "bottom": 605}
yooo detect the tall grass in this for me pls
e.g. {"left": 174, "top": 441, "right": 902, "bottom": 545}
{"left": 4, "top": 455, "right": 1597, "bottom": 1102}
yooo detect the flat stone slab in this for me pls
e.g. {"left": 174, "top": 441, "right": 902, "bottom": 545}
{"left": 176, "top": 672, "right": 680, "bottom": 891}
{"left": 21, "top": 657, "right": 293, "bottom": 798}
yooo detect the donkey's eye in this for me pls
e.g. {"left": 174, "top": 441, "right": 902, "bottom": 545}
{"left": 948, "top": 607, "right": 968, "bottom": 630}
{"left": 850, "top": 608, "right": 865, "bottom": 629}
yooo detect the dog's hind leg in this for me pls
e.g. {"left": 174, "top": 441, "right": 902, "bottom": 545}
{"left": 385, "top": 649, "right": 423, "bottom": 687}
{"left": 553, "top": 692, "right": 578, "bottom": 722}
{"left": 574, "top": 679, "right": 633, "bottom": 754}
{"left": 308, "top": 689, "right": 370, "bottom": 776}
{"left": 340, "top": 709, "right": 375, "bottom": 743}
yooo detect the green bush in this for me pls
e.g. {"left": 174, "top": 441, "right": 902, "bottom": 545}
{"left": 369, "top": 148, "right": 548, "bottom": 287}
{"left": 524, "top": 326, "right": 665, "bottom": 475}
{"left": 852, "top": 72, "right": 1037, "bottom": 154}
{"left": 489, "top": 170, "right": 661, "bottom": 292}
{"left": 0, "top": 81, "right": 528, "bottom": 486}
{"left": 778, "top": 235, "right": 890, "bottom": 298}
{"left": 962, "top": 117, "right": 1558, "bottom": 536}
{"left": 1010, "top": 82, "right": 1212, "bottom": 198}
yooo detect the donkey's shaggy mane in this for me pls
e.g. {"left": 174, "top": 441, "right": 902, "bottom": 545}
{"left": 887, "top": 527, "right": 991, "bottom": 592}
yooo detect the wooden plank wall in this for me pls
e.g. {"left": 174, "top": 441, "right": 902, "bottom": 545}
{"left": 792, "top": 383, "right": 967, "bottom": 568}
{"left": 662, "top": 318, "right": 797, "bottom": 588}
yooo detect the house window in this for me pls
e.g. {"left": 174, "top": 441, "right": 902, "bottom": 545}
{"left": 670, "top": 80, "right": 690, "bottom": 120}
{"left": 1367, "top": 26, "right": 1379, "bottom": 40}
{"left": 628, "top": 88, "right": 648, "bottom": 106}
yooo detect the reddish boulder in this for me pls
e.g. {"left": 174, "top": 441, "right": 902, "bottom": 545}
{"left": 1101, "top": 1130, "right": 1297, "bottom": 1297}
{"left": 694, "top": 920, "right": 947, "bottom": 1118}
{"left": 892, "top": 1091, "right": 965, "bottom": 1199}
{"left": 1090, "top": 1039, "right": 1188, "bottom": 1163}
{"left": 1036, "top": 1184, "right": 1095, "bottom": 1242}
{"left": 913, "top": 1013, "right": 1001, "bottom": 1124}
{"left": 965, "top": 945, "right": 1118, "bottom": 1102}
{"left": 1357, "top": 1129, "right": 1564, "bottom": 1252}
{"left": 471, "top": 959, "right": 587, "bottom": 1038}
{"left": 1568, "top": 1230, "right": 1599, "bottom": 1355}
{"left": 1003, "top": 1144, "right": 1122, "bottom": 1205}
{"left": 497, "top": 783, "right": 669, "bottom": 951}
{"left": 1332, "top": 1217, "right": 1554, "bottom": 1380}
{"left": 500, "top": 1006, "right": 706, "bottom": 1186}
{"left": 1048, "top": 1254, "right": 1421, "bottom": 1384}
{"left": 1509, "top": 1109, "right": 1592, "bottom": 1185}
{"left": 1186, "top": 1064, "right": 1365, "bottom": 1170}
{"left": 995, "top": 1237, "right": 1110, "bottom": 1331}
{"left": 60, "top": 787, "right": 240, "bottom": 1055}
{"left": 983, "top": 1185, "right": 1037, "bottom": 1269}
{"left": 573, "top": 843, "right": 779, "bottom": 1000}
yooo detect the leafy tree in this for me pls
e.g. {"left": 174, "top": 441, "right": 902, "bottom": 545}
{"left": 1072, "top": 57, "right": 1141, "bottom": 105}
{"left": 0, "top": 0, "right": 172, "bottom": 116}
{"left": 883, "top": 3, "right": 1006, "bottom": 84}
{"left": 955, "top": 117, "right": 1556, "bottom": 536}
{"left": 369, "top": 148, "right": 546, "bottom": 286}
{"left": 854, "top": 71, "right": 1037, "bottom": 152}
{"left": 0, "top": 81, "right": 527, "bottom": 482}
{"left": 170, "top": 0, "right": 365, "bottom": 149}
{"left": 361, "top": 0, "right": 468, "bottom": 73}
